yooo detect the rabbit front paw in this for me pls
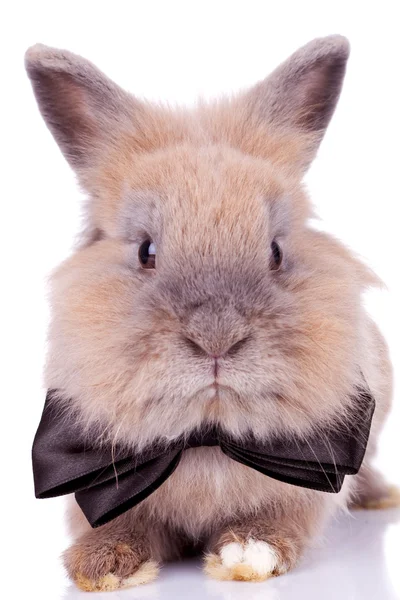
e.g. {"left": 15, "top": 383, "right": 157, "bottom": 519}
{"left": 64, "top": 535, "right": 158, "bottom": 592}
{"left": 204, "top": 537, "right": 289, "bottom": 582}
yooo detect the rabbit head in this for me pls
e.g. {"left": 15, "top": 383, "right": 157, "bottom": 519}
{"left": 26, "top": 36, "right": 377, "bottom": 450}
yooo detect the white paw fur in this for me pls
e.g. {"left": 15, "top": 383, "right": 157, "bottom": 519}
{"left": 205, "top": 539, "right": 282, "bottom": 582}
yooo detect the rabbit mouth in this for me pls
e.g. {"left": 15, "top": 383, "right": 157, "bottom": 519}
{"left": 201, "top": 382, "right": 243, "bottom": 405}
{"left": 207, "top": 382, "right": 234, "bottom": 394}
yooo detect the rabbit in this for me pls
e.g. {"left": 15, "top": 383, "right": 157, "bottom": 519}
{"left": 25, "top": 35, "right": 397, "bottom": 592}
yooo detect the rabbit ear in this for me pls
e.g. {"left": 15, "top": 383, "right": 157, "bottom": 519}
{"left": 25, "top": 44, "right": 139, "bottom": 172}
{"left": 243, "top": 35, "right": 350, "bottom": 172}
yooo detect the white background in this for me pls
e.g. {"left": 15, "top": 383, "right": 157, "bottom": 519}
{"left": 1, "top": 1, "right": 399, "bottom": 599}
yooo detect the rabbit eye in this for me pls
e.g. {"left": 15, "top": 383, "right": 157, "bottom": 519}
{"left": 270, "top": 240, "right": 282, "bottom": 271}
{"left": 139, "top": 240, "right": 156, "bottom": 269}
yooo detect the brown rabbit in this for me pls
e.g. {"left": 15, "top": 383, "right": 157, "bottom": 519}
{"left": 26, "top": 35, "right": 396, "bottom": 592}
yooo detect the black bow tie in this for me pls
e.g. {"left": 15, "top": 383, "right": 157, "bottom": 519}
{"left": 32, "top": 388, "right": 375, "bottom": 528}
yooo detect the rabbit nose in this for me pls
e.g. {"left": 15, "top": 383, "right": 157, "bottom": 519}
{"left": 183, "top": 335, "right": 250, "bottom": 359}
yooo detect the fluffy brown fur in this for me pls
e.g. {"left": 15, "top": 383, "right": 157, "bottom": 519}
{"left": 25, "top": 35, "right": 395, "bottom": 590}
